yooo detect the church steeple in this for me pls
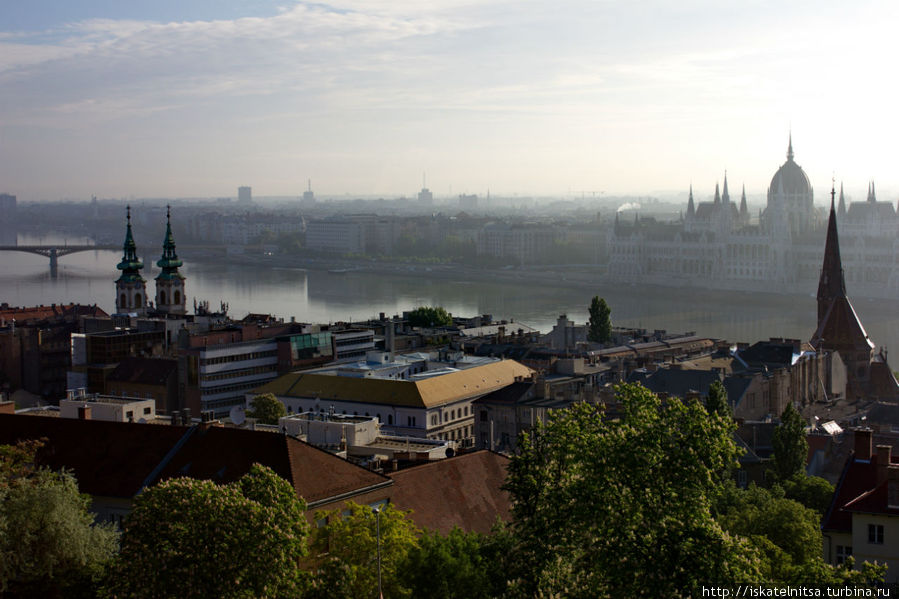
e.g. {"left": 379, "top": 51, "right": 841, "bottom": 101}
{"left": 714, "top": 183, "right": 720, "bottom": 204}
{"left": 115, "top": 206, "right": 147, "bottom": 315}
{"left": 838, "top": 182, "right": 846, "bottom": 216}
{"left": 155, "top": 205, "right": 186, "bottom": 315}
{"left": 722, "top": 172, "right": 730, "bottom": 204}
{"left": 787, "top": 133, "right": 794, "bottom": 162}
{"left": 739, "top": 184, "right": 748, "bottom": 218}
{"left": 687, "top": 184, "right": 695, "bottom": 217}
{"left": 816, "top": 186, "right": 846, "bottom": 323}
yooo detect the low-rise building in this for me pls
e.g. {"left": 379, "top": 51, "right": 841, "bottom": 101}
{"left": 252, "top": 359, "right": 533, "bottom": 446}
{"left": 823, "top": 429, "right": 899, "bottom": 582}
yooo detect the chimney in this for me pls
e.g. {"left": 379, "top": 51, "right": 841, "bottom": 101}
{"left": 854, "top": 428, "right": 873, "bottom": 461}
{"left": 181, "top": 408, "right": 191, "bottom": 426}
{"left": 78, "top": 405, "right": 91, "bottom": 420}
{"left": 876, "top": 445, "right": 893, "bottom": 484}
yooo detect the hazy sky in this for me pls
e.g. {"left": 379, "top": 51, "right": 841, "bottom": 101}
{"left": 2, "top": 0, "right": 898, "bottom": 203}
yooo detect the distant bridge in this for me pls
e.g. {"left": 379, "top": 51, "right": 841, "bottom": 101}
{"left": 0, "top": 244, "right": 120, "bottom": 275}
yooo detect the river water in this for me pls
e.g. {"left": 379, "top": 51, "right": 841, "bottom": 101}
{"left": 2, "top": 236, "right": 899, "bottom": 354}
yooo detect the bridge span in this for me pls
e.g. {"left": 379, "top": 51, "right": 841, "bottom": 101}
{"left": 0, "top": 244, "right": 120, "bottom": 276}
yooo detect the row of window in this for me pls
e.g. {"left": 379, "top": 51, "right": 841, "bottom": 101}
{"left": 200, "top": 364, "right": 277, "bottom": 383}
{"left": 199, "top": 350, "right": 277, "bottom": 366}
{"left": 429, "top": 405, "right": 471, "bottom": 426}
{"left": 201, "top": 378, "right": 272, "bottom": 397}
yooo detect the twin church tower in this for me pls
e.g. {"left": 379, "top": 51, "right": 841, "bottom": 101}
{"left": 115, "top": 206, "right": 186, "bottom": 316}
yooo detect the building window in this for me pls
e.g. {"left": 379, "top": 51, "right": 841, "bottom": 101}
{"left": 388, "top": 415, "right": 393, "bottom": 425}
{"left": 125, "top": 410, "right": 134, "bottom": 420}
{"left": 143, "top": 407, "right": 152, "bottom": 415}
{"left": 835, "top": 545, "right": 852, "bottom": 565}
{"left": 868, "top": 524, "right": 884, "bottom": 544}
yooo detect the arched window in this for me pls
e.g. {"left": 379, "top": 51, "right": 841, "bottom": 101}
{"left": 160, "top": 290, "right": 167, "bottom": 305}
{"left": 134, "top": 293, "right": 142, "bottom": 308}
{"left": 174, "top": 290, "right": 181, "bottom": 304}
{"left": 388, "top": 414, "right": 393, "bottom": 425}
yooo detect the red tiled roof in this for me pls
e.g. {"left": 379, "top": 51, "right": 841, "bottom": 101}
{"left": 0, "top": 413, "right": 188, "bottom": 498}
{"left": 843, "top": 480, "right": 899, "bottom": 517}
{"left": 823, "top": 450, "right": 898, "bottom": 532}
{"left": 158, "top": 426, "right": 391, "bottom": 505}
{"left": 0, "top": 303, "right": 107, "bottom": 324}
{"left": 388, "top": 450, "right": 511, "bottom": 534}
{"left": 0, "top": 414, "right": 391, "bottom": 506}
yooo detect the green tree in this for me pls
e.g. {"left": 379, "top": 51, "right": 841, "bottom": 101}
{"left": 706, "top": 380, "right": 731, "bottom": 418}
{"left": 772, "top": 404, "right": 808, "bottom": 481}
{"left": 503, "top": 383, "right": 760, "bottom": 598}
{"left": 586, "top": 296, "right": 611, "bottom": 343}
{"left": 106, "top": 464, "right": 309, "bottom": 599}
{"left": 715, "top": 482, "right": 884, "bottom": 586}
{"left": 404, "top": 525, "right": 513, "bottom": 599}
{"left": 307, "top": 502, "right": 419, "bottom": 599}
{"left": 247, "top": 392, "right": 287, "bottom": 425}
{"left": 407, "top": 306, "right": 453, "bottom": 328}
{"left": 0, "top": 441, "right": 118, "bottom": 597}
{"left": 780, "top": 474, "right": 835, "bottom": 515}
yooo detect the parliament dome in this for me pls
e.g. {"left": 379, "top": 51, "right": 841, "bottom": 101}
{"left": 768, "top": 136, "right": 812, "bottom": 197}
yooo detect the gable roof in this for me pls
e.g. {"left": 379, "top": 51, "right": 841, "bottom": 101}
{"left": 257, "top": 359, "right": 533, "bottom": 408}
{"left": 0, "top": 413, "right": 390, "bottom": 506}
{"left": 157, "top": 426, "right": 391, "bottom": 506}
{"left": 388, "top": 450, "right": 512, "bottom": 534}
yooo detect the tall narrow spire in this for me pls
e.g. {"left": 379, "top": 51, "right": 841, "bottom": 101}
{"left": 687, "top": 184, "right": 695, "bottom": 217}
{"left": 722, "top": 172, "right": 730, "bottom": 204}
{"left": 714, "top": 183, "right": 720, "bottom": 204}
{"left": 816, "top": 185, "right": 846, "bottom": 322}
{"left": 868, "top": 181, "right": 876, "bottom": 203}
{"left": 156, "top": 205, "right": 182, "bottom": 273}
{"left": 838, "top": 183, "right": 846, "bottom": 216}
{"left": 155, "top": 205, "right": 186, "bottom": 315}
{"left": 787, "top": 133, "right": 794, "bottom": 161}
{"left": 740, "top": 184, "right": 748, "bottom": 216}
{"left": 117, "top": 206, "right": 144, "bottom": 280}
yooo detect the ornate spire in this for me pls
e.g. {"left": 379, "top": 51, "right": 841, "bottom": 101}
{"left": 740, "top": 184, "right": 748, "bottom": 216}
{"left": 156, "top": 205, "right": 183, "bottom": 278}
{"left": 816, "top": 184, "right": 846, "bottom": 322}
{"left": 687, "top": 184, "right": 695, "bottom": 217}
{"left": 838, "top": 182, "right": 846, "bottom": 216}
{"left": 116, "top": 206, "right": 144, "bottom": 282}
{"left": 714, "top": 183, "right": 720, "bottom": 204}
{"left": 722, "top": 172, "right": 730, "bottom": 204}
{"left": 787, "top": 133, "right": 794, "bottom": 161}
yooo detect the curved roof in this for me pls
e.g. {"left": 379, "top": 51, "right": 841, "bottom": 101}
{"left": 768, "top": 137, "right": 812, "bottom": 198}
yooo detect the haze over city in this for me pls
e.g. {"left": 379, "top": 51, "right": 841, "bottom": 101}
{"left": 2, "top": 0, "right": 898, "bottom": 201}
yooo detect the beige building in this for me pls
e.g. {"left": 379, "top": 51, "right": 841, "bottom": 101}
{"left": 252, "top": 359, "right": 533, "bottom": 446}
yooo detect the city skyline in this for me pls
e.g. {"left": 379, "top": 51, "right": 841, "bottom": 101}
{"left": 2, "top": 0, "right": 898, "bottom": 201}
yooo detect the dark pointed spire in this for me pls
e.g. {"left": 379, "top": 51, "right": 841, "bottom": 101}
{"left": 687, "top": 184, "right": 695, "bottom": 217}
{"left": 722, "top": 172, "right": 730, "bottom": 204}
{"left": 714, "top": 182, "right": 720, "bottom": 204}
{"left": 117, "top": 205, "right": 144, "bottom": 282}
{"left": 156, "top": 204, "right": 183, "bottom": 276}
{"left": 817, "top": 184, "right": 846, "bottom": 323}
{"left": 740, "top": 184, "right": 748, "bottom": 216}
{"left": 787, "top": 133, "right": 794, "bottom": 161}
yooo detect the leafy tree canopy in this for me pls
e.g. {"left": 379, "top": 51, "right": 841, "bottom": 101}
{"left": 407, "top": 306, "right": 453, "bottom": 328}
{"left": 247, "top": 392, "right": 287, "bottom": 425}
{"left": 706, "top": 380, "right": 731, "bottom": 418}
{"left": 772, "top": 404, "right": 809, "bottom": 481}
{"left": 0, "top": 441, "right": 118, "bottom": 598}
{"left": 106, "top": 464, "right": 309, "bottom": 599}
{"left": 307, "top": 502, "right": 419, "bottom": 599}
{"left": 503, "top": 383, "right": 757, "bottom": 598}
{"left": 587, "top": 296, "right": 611, "bottom": 343}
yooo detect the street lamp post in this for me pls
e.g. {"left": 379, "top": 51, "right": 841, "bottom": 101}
{"left": 373, "top": 506, "right": 382, "bottom": 598}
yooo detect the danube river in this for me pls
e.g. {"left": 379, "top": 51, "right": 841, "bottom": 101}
{"left": 2, "top": 239, "right": 899, "bottom": 354}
